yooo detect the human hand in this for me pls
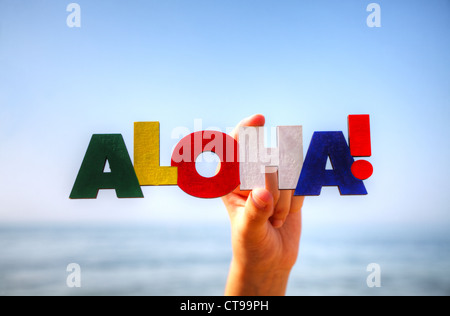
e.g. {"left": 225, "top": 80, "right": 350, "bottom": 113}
{"left": 222, "top": 114, "right": 305, "bottom": 296}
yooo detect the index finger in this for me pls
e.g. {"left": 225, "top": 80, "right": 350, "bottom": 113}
{"left": 230, "top": 114, "right": 266, "bottom": 140}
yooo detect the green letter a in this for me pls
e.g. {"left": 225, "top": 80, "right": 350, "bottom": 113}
{"left": 70, "top": 134, "right": 144, "bottom": 199}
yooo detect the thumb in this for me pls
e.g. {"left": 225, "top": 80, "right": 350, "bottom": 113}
{"left": 243, "top": 188, "right": 274, "bottom": 229}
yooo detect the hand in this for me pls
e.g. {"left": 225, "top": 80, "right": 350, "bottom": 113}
{"left": 222, "top": 114, "right": 305, "bottom": 296}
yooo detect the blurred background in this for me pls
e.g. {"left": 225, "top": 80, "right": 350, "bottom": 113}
{"left": 0, "top": 0, "right": 449, "bottom": 295}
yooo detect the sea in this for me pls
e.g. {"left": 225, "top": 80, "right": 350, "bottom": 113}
{"left": 0, "top": 222, "right": 449, "bottom": 296}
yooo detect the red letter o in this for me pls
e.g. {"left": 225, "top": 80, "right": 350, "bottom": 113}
{"left": 171, "top": 131, "right": 239, "bottom": 199}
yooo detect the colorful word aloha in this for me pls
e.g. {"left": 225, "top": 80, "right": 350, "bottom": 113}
{"left": 70, "top": 115, "right": 373, "bottom": 199}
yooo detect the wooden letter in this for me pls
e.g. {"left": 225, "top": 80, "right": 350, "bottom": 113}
{"left": 70, "top": 134, "right": 144, "bottom": 199}
{"left": 171, "top": 131, "right": 239, "bottom": 199}
{"left": 239, "top": 126, "right": 303, "bottom": 190}
{"left": 294, "top": 132, "right": 367, "bottom": 196}
{"left": 134, "top": 122, "right": 178, "bottom": 186}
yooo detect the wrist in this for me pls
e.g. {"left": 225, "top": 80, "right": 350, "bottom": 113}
{"left": 225, "top": 259, "right": 292, "bottom": 296}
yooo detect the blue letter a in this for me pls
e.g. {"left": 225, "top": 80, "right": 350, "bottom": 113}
{"left": 295, "top": 132, "right": 367, "bottom": 196}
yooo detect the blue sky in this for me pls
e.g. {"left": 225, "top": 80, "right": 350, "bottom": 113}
{"left": 0, "top": 0, "right": 449, "bottom": 229}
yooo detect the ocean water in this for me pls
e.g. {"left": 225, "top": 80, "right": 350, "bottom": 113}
{"left": 0, "top": 222, "right": 449, "bottom": 296}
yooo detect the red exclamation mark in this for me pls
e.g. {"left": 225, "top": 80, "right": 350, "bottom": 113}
{"left": 348, "top": 115, "right": 373, "bottom": 180}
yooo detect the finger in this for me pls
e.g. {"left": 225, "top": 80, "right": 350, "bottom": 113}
{"left": 243, "top": 188, "right": 274, "bottom": 229}
{"left": 283, "top": 208, "right": 302, "bottom": 243}
{"left": 265, "top": 167, "right": 280, "bottom": 205}
{"left": 270, "top": 190, "right": 293, "bottom": 228}
{"left": 290, "top": 195, "right": 305, "bottom": 214}
{"left": 230, "top": 114, "right": 265, "bottom": 140}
